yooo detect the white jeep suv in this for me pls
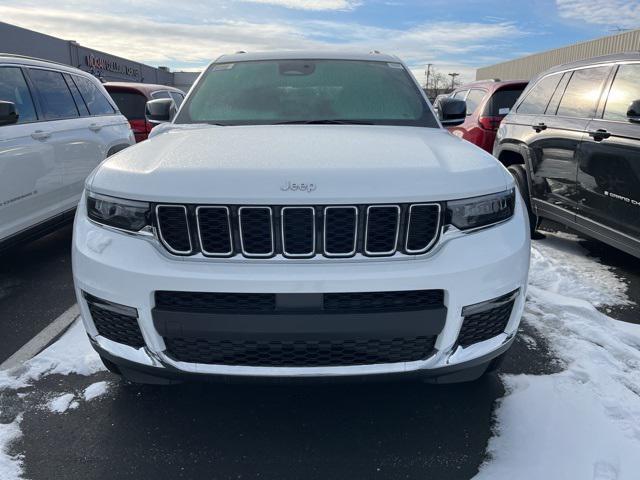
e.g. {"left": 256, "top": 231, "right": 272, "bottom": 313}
{"left": 0, "top": 54, "right": 134, "bottom": 249}
{"left": 72, "top": 52, "right": 530, "bottom": 384}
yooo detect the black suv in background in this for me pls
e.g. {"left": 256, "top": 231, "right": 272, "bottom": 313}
{"left": 494, "top": 53, "right": 640, "bottom": 259}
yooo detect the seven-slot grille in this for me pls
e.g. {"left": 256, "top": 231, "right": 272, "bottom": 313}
{"left": 154, "top": 203, "right": 441, "bottom": 259}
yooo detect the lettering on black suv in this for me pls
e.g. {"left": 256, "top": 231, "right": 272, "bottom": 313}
{"left": 280, "top": 181, "right": 317, "bottom": 193}
{"left": 604, "top": 190, "right": 640, "bottom": 207}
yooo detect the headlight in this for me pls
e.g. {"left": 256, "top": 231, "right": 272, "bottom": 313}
{"left": 87, "top": 192, "right": 150, "bottom": 232}
{"left": 446, "top": 189, "right": 515, "bottom": 231}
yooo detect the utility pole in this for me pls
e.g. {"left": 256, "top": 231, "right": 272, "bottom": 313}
{"left": 448, "top": 72, "right": 459, "bottom": 90}
{"left": 425, "top": 63, "right": 432, "bottom": 91}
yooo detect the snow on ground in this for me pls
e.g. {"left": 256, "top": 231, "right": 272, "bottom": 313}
{"left": 0, "top": 415, "right": 22, "bottom": 480}
{"left": 0, "top": 320, "right": 106, "bottom": 479}
{"left": 476, "top": 233, "right": 640, "bottom": 480}
{"left": 83, "top": 381, "right": 109, "bottom": 401}
{"left": 46, "top": 393, "right": 79, "bottom": 414}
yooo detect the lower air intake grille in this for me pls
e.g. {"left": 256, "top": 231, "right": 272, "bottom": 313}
{"left": 155, "top": 291, "right": 276, "bottom": 313}
{"left": 165, "top": 336, "right": 437, "bottom": 367}
{"left": 324, "top": 290, "right": 444, "bottom": 312}
{"left": 84, "top": 293, "right": 144, "bottom": 348}
{"left": 458, "top": 290, "right": 517, "bottom": 347}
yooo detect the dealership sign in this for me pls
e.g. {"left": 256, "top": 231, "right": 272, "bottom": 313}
{"left": 85, "top": 54, "right": 140, "bottom": 79}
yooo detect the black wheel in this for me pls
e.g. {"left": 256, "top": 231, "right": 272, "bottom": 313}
{"left": 99, "top": 354, "right": 122, "bottom": 376}
{"left": 508, "top": 164, "right": 539, "bottom": 237}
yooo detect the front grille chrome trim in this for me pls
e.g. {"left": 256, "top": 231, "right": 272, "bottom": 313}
{"left": 281, "top": 206, "right": 316, "bottom": 258}
{"left": 195, "top": 206, "right": 234, "bottom": 257}
{"left": 323, "top": 206, "right": 358, "bottom": 257}
{"left": 238, "top": 206, "right": 275, "bottom": 258}
{"left": 405, "top": 203, "right": 442, "bottom": 254}
{"left": 364, "top": 205, "right": 401, "bottom": 256}
{"left": 155, "top": 204, "right": 193, "bottom": 255}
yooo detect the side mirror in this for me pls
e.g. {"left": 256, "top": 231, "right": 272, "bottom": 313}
{"left": 145, "top": 98, "right": 176, "bottom": 125}
{"left": 0, "top": 101, "right": 19, "bottom": 126}
{"left": 627, "top": 99, "right": 640, "bottom": 123}
{"left": 438, "top": 98, "right": 466, "bottom": 127}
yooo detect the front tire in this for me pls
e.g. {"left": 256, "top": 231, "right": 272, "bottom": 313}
{"left": 508, "top": 164, "right": 539, "bottom": 237}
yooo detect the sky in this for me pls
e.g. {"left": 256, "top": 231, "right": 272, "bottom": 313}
{"left": 1, "top": 0, "right": 639, "bottom": 83}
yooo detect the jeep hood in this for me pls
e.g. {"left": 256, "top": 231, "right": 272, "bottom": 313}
{"left": 90, "top": 125, "right": 512, "bottom": 204}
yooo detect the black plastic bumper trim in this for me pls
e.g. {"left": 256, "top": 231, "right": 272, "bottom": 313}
{"left": 152, "top": 307, "right": 447, "bottom": 341}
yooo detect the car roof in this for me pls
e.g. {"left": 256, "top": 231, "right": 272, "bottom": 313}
{"left": 102, "top": 82, "right": 184, "bottom": 96}
{"left": 456, "top": 79, "right": 529, "bottom": 92}
{"left": 215, "top": 50, "right": 401, "bottom": 64}
{"left": 103, "top": 82, "right": 184, "bottom": 95}
{"left": 543, "top": 51, "right": 640, "bottom": 75}
{"left": 0, "top": 53, "right": 95, "bottom": 77}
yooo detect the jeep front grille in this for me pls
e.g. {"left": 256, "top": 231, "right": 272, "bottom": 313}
{"left": 154, "top": 203, "right": 441, "bottom": 258}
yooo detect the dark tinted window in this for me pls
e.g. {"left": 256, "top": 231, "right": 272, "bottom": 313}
{"left": 517, "top": 73, "right": 562, "bottom": 115}
{"left": 64, "top": 74, "right": 89, "bottom": 116}
{"left": 28, "top": 69, "right": 78, "bottom": 120}
{"left": 177, "top": 60, "right": 437, "bottom": 127}
{"left": 556, "top": 66, "right": 610, "bottom": 118}
{"left": 0, "top": 67, "right": 37, "bottom": 123}
{"left": 603, "top": 64, "right": 640, "bottom": 121}
{"left": 151, "top": 90, "right": 171, "bottom": 99}
{"left": 484, "top": 86, "right": 526, "bottom": 116}
{"left": 465, "top": 89, "right": 485, "bottom": 115}
{"left": 544, "top": 72, "right": 570, "bottom": 115}
{"left": 73, "top": 76, "right": 115, "bottom": 115}
{"left": 108, "top": 90, "right": 147, "bottom": 119}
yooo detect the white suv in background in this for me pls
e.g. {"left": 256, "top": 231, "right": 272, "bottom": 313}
{"left": 0, "top": 54, "right": 134, "bottom": 249}
{"left": 73, "top": 52, "right": 530, "bottom": 384}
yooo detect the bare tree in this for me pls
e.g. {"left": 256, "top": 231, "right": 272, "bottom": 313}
{"left": 423, "top": 66, "right": 455, "bottom": 101}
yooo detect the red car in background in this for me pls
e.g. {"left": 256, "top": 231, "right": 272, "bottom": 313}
{"left": 104, "top": 82, "right": 185, "bottom": 142}
{"left": 443, "top": 80, "right": 528, "bottom": 152}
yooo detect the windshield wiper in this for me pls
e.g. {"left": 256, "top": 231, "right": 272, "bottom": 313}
{"left": 273, "top": 119, "right": 375, "bottom": 125}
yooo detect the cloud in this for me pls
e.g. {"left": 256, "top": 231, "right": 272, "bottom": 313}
{"left": 556, "top": 0, "right": 640, "bottom": 29}
{"left": 0, "top": 2, "right": 527, "bottom": 82}
{"left": 237, "top": 0, "right": 361, "bottom": 11}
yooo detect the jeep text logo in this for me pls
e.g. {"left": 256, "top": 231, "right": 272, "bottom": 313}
{"left": 280, "top": 181, "right": 317, "bottom": 193}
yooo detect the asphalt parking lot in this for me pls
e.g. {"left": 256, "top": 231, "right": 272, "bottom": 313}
{"left": 0, "top": 221, "right": 639, "bottom": 479}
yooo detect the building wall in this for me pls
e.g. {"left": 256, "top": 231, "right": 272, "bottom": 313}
{"left": 173, "top": 71, "right": 201, "bottom": 93}
{"left": 0, "top": 21, "right": 200, "bottom": 89}
{"left": 477, "top": 29, "right": 640, "bottom": 81}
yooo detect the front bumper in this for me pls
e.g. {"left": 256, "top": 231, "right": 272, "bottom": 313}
{"left": 72, "top": 196, "right": 530, "bottom": 380}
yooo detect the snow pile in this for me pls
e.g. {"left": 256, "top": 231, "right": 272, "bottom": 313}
{"left": 46, "top": 393, "right": 79, "bottom": 414}
{"left": 83, "top": 381, "right": 109, "bottom": 402}
{"left": 476, "top": 233, "right": 640, "bottom": 480}
{"left": 18, "top": 321, "right": 104, "bottom": 384}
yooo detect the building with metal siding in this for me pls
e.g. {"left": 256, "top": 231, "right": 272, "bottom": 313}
{"left": 0, "top": 21, "right": 200, "bottom": 91}
{"left": 477, "top": 29, "right": 640, "bottom": 81}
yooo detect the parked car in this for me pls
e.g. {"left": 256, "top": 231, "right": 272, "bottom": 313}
{"left": 103, "top": 82, "right": 185, "bottom": 142}
{"left": 494, "top": 53, "right": 640, "bottom": 258}
{"left": 446, "top": 80, "right": 528, "bottom": 152}
{"left": 72, "top": 51, "right": 530, "bottom": 384}
{"left": 0, "top": 54, "right": 134, "bottom": 250}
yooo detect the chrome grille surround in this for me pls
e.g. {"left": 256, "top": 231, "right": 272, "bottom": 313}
{"left": 155, "top": 205, "right": 193, "bottom": 255}
{"left": 364, "top": 205, "right": 401, "bottom": 256}
{"left": 195, "top": 206, "right": 233, "bottom": 257}
{"left": 323, "top": 206, "right": 358, "bottom": 257}
{"left": 238, "top": 206, "right": 275, "bottom": 257}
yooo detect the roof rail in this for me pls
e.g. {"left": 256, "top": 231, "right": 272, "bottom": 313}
{"left": 0, "top": 52, "right": 73, "bottom": 69}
